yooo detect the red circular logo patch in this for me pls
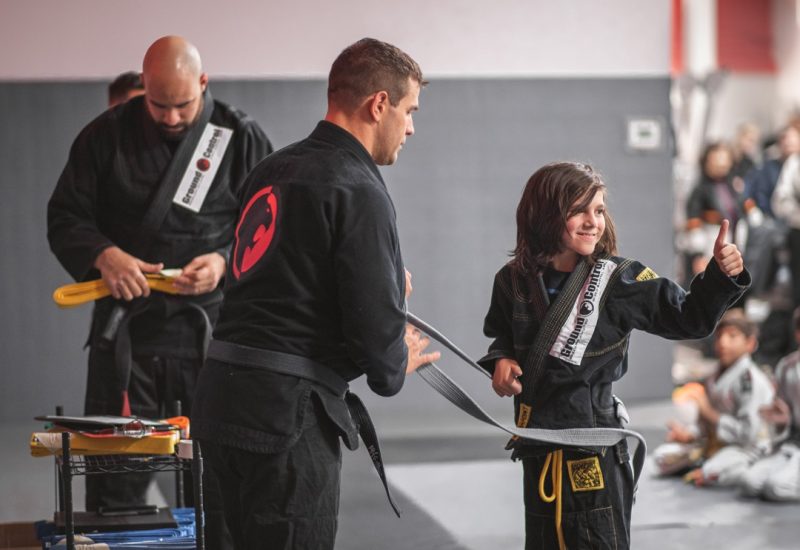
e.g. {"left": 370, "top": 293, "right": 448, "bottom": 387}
{"left": 196, "top": 158, "right": 211, "bottom": 171}
{"left": 232, "top": 185, "right": 278, "bottom": 280}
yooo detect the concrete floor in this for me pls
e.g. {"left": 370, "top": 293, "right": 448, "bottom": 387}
{"left": 337, "top": 399, "right": 800, "bottom": 550}
{"left": 5, "top": 400, "right": 800, "bottom": 549}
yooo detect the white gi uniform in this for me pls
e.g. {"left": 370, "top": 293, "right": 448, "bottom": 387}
{"left": 654, "top": 355, "right": 774, "bottom": 485}
{"left": 741, "top": 351, "right": 800, "bottom": 500}
{"left": 700, "top": 354, "right": 774, "bottom": 485}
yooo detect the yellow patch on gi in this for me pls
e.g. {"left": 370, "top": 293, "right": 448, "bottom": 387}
{"left": 516, "top": 404, "right": 532, "bottom": 428}
{"left": 635, "top": 267, "right": 659, "bottom": 282}
{"left": 566, "top": 456, "right": 605, "bottom": 492}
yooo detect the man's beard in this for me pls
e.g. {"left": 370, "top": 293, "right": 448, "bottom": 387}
{"left": 154, "top": 98, "right": 204, "bottom": 141}
{"left": 157, "top": 122, "right": 190, "bottom": 141}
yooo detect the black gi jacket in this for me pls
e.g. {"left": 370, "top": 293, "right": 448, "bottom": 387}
{"left": 479, "top": 257, "right": 750, "bottom": 447}
{"left": 47, "top": 92, "right": 272, "bottom": 356}
{"left": 191, "top": 121, "right": 408, "bottom": 452}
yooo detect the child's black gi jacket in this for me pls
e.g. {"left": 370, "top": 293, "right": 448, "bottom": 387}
{"left": 479, "top": 255, "right": 750, "bottom": 453}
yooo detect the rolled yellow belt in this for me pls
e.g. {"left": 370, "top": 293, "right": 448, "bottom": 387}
{"left": 52, "top": 270, "right": 182, "bottom": 308}
{"left": 539, "top": 449, "right": 566, "bottom": 550}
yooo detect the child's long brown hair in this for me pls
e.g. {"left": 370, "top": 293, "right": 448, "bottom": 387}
{"left": 510, "top": 162, "right": 618, "bottom": 274}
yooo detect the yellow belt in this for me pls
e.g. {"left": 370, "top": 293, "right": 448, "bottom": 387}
{"left": 539, "top": 449, "right": 566, "bottom": 550}
{"left": 52, "top": 273, "right": 179, "bottom": 308}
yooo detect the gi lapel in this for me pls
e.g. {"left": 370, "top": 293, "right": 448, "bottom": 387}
{"left": 549, "top": 258, "right": 621, "bottom": 365}
{"left": 507, "top": 269, "right": 549, "bottom": 322}
{"left": 519, "top": 257, "right": 593, "bottom": 394}
{"left": 132, "top": 90, "right": 216, "bottom": 258}
{"left": 517, "top": 255, "right": 632, "bottom": 428}
{"left": 529, "top": 271, "right": 551, "bottom": 322}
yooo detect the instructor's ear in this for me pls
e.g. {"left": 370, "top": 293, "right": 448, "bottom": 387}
{"left": 368, "top": 91, "right": 389, "bottom": 122}
{"left": 199, "top": 73, "right": 209, "bottom": 92}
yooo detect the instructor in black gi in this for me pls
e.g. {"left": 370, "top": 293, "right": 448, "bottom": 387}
{"left": 191, "top": 37, "right": 439, "bottom": 549}
{"left": 47, "top": 36, "right": 272, "bottom": 547}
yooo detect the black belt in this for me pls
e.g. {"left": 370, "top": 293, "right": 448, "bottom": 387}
{"left": 110, "top": 298, "right": 213, "bottom": 417}
{"left": 206, "top": 340, "right": 402, "bottom": 517}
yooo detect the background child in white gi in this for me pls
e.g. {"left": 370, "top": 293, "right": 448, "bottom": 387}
{"left": 740, "top": 307, "right": 800, "bottom": 500}
{"left": 655, "top": 310, "right": 774, "bottom": 486}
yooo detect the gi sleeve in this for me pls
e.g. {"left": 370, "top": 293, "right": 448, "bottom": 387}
{"left": 333, "top": 183, "right": 407, "bottom": 397}
{"left": 47, "top": 121, "right": 116, "bottom": 282}
{"left": 478, "top": 267, "right": 516, "bottom": 375}
{"left": 213, "top": 120, "right": 274, "bottom": 263}
{"left": 717, "top": 368, "right": 775, "bottom": 447}
{"left": 238, "top": 119, "right": 273, "bottom": 194}
{"left": 614, "top": 258, "right": 750, "bottom": 340}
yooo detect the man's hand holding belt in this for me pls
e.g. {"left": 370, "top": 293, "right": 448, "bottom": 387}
{"left": 94, "top": 246, "right": 164, "bottom": 301}
{"left": 95, "top": 246, "right": 226, "bottom": 299}
{"left": 171, "top": 252, "right": 226, "bottom": 296}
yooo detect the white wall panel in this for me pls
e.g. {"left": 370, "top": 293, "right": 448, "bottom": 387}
{"left": 0, "top": 0, "right": 670, "bottom": 79}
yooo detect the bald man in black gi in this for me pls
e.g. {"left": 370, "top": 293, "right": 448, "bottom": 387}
{"left": 48, "top": 36, "right": 272, "bottom": 547}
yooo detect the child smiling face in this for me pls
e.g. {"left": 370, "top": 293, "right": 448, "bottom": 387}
{"left": 554, "top": 189, "right": 607, "bottom": 270}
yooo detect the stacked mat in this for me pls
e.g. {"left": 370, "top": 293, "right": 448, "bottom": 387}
{"left": 36, "top": 508, "right": 197, "bottom": 549}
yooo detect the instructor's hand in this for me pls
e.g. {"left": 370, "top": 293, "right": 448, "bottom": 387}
{"left": 492, "top": 358, "right": 522, "bottom": 397}
{"left": 173, "top": 252, "right": 226, "bottom": 295}
{"left": 404, "top": 324, "right": 440, "bottom": 374}
{"left": 94, "top": 246, "right": 163, "bottom": 301}
{"left": 712, "top": 219, "right": 744, "bottom": 277}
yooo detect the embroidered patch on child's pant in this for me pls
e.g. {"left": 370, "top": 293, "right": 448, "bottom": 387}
{"left": 567, "top": 456, "right": 605, "bottom": 492}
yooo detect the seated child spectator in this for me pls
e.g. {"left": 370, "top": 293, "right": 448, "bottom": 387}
{"left": 654, "top": 310, "right": 774, "bottom": 486}
{"left": 740, "top": 307, "right": 800, "bottom": 501}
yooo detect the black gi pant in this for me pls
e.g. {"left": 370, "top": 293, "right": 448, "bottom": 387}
{"left": 201, "top": 394, "right": 342, "bottom": 550}
{"left": 83, "top": 346, "right": 232, "bottom": 549}
{"left": 522, "top": 442, "right": 633, "bottom": 550}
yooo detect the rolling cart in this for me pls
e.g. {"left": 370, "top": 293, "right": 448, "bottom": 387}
{"left": 55, "top": 431, "right": 205, "bottom": 550}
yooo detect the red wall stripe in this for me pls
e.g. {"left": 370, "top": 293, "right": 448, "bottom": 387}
{"left": 672, "top": 0, "right": 684, "bottom": 75}
{"left": 717, "top": 0, "right": 776, "bottom": 73}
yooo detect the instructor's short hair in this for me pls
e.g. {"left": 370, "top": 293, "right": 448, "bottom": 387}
{"left": 327, "top": 38, "right": 426, "bottom": 111}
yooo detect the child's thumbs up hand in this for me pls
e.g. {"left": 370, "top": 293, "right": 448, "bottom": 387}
{"left": 713, "top": 219, "right": 744, "bottom": 277}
